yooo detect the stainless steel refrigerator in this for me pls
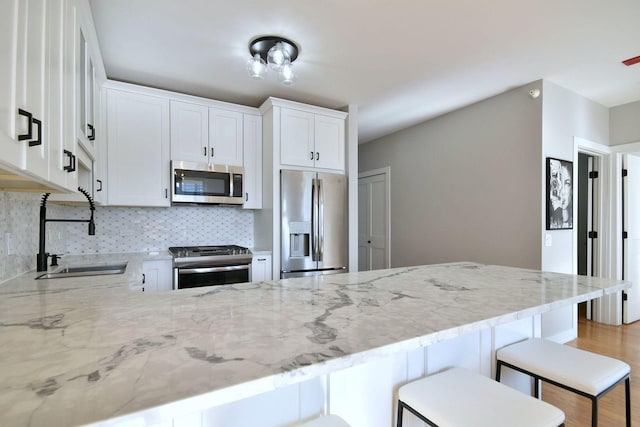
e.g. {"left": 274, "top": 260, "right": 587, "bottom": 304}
{"left": 280, "top": 170, "right": 348, "bottom": 278}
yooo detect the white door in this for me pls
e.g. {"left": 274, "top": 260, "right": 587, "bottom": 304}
{"left": 358, "top": 170, "right": 389, "bottom": 271}
{"left": 623, "top": 154, "right": 640, "bottom": 323}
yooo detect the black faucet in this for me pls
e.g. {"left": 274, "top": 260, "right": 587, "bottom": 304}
{"left": 37, "top": 187, "right": 96, "bottom": 272}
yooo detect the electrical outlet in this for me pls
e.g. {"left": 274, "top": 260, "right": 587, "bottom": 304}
{"left": 545, "top": 233, "right": 553, "bottom": 247}
{"left": 5, "top": 233, "right": 13, "bottom": 255}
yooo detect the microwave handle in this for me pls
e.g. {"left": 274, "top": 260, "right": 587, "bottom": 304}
{"left": 229, "top": 173, "right": 234, "bottom": 197}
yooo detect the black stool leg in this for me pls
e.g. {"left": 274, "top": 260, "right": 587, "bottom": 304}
{"left": 396, "top": 400, "right": 403, "bottom": 427}
{"left": 625, "top": 377, "right": 631, "bottom": 427}
{"left": 496, "top": 361, "right": 502, "bottom": 382}
{"left": 591, "top": 396, "right": 598, "bottom": 427}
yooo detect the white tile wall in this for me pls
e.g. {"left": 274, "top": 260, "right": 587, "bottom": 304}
{"left": 0, "top": 191, "right": 41, "bottom": 282}
{"left": 0, "top": 190, "right": 254, "bottom": 282}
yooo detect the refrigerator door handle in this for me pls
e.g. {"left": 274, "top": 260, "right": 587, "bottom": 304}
{"left": 312, "top": 178, "right": 319, "bottom": 261}
{"left": 318, "top": 178, "right": 324, "bottom": 261}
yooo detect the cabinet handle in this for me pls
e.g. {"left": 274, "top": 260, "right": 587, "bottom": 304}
{"left": 17, "top": 109, "right": 33, "bottom": 141}
{"left": 165, "top": 188, "right": 168, "bottom": 198}
{"left": 63, "top": 150, "right": 76, "bottom": 172}
{"left": 257, "top": 258, "right": 266, "bottom": 261}
{"left": 245, "top": 192, "right": 248, "bottom": 202}
{"left": 96, "top": 179, "right": 103, "bottom": 192}
{"left": 210, "top": 147, "right": 214, "bottom": 157}
{"left": 316, "top": 152, "right": 319, "bottom": 161}
{"left": 203, "top": 147, "right": 207, "bottom": 157}
{"left": 310, "top": 151, "right": 314, "bottom": 160}
{"left": 142, "top": 273, "right": 146, "bottom": 284}
{"left": 87, "top": 124, "right": 95, "bottom": 141}
{"left": 29, "top": 118, "right": 42, "bottom": 147}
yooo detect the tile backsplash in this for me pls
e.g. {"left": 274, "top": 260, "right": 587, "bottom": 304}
{"left": 0, "top": 190, "right": 254, "bottom": 283}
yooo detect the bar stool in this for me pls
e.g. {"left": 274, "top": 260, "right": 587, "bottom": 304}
{"left": 496, "top": 338, "right": 631, "bottom": 427}
{"left": 396, "top": 367, "right": 565, "bottom": 427}
{"left": 297, "top": 414, "right": 350, "bottom": 427}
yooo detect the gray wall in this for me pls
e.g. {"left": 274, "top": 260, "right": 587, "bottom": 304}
{"left": 610, "top": 100, "right": 640, "bottom": 146}
{"left": 540, "top": 81, "right": 609, "bottom": 274}
{"left": 359, "top": 82, "right": 543, "bottom": 269}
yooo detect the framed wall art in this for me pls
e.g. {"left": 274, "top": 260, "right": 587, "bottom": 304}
{"left": 546, "top": 157, "right": 573, "bottom": 230}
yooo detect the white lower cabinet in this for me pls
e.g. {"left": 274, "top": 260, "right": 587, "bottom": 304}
{"left": 142, "top": 259, "right": 173, "bottom": 292}
{"left": 251, "top": 254, "right": 272, "bottom": 282}
{"left": 106, "top": 86, "right": 170, "bottom": 206}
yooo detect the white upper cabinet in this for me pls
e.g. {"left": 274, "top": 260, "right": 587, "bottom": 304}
{"left": 10, "top": 0, "right": 49, "bottom": 180}
{"left": 106, "top": 87, "right": 170, "bottom": 207}
{"left": 0, "top": 0, "right": 25, "bottom": 171}
{"left": 280, "top": 108, "right": 315, "bottom": 168}
{"left": 280, "top": 107, "right": 346, "bottom": 172}
{"left": 47, "top": 0, "right": 78, "bottom": 191}
{"left": 314, "top": 114, "right": 345, "bottom": 171}
{"left": 0, "top": 0, "right": 104, "bottom": 195}
{"left": 170, "top": 101, "right": 208, "bottom": 163}
{"left": 243, "top": 113, "right": 262, "bottom": 209}
{"left": 170, "top": 101, "right": 243, "bottom": 167}
{"left": 77, "top": 26, "right": 98, "bottom": 158}
{"left": 209, "top": 108, "right": 243, "bottom": 166}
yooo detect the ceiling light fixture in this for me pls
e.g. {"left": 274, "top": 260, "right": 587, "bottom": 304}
{"left": 247, "top": 36, "right": 299, "bottom": 86}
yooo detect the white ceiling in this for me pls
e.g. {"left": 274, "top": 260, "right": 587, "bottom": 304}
{"left": 89, "top": 0, "right": 640, "bottom": 143}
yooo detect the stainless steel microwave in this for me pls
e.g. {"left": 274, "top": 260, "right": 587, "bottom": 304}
{"left": 171, "top": 161, "right": 244, "bottom": 205}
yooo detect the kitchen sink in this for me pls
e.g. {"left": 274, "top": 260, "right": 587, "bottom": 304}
{"left": 36, "top": 263, "right": 128, "bottom": 280}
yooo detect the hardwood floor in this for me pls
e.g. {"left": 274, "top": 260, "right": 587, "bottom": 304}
{"left": 541, "top": 311, "right": 639, "bottom": 426}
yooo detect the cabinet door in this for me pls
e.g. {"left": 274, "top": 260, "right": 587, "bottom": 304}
{"left": 15, "top": 0, "right": 48, "bottom": 179}
{"left": 106, "top": 89, "right": 170, "bottom": 206}
{"left": 94, "top": 87, "right": 107, "bottom": 204}
{"left": 47, "top": 0, "right": 77, "bottom": 189}
{"left": 280, "top": 108, "right": 315, "bottom": 168}
{"left": 143, "top": 259, "right": 173, "bottom": 292}
{"left": 77, "top": 26, "right": 98, "bottom": 158}
{"left": 243, "top": 113, "right": 262, "bottom": 209}
{"left": 0, "top": 0, "right": 24, "bottom": 170}
{"left": 209, "top": 108, "right": 243, "bottom": 166}
{"left": 251, "top": 255, "right": 272, "bottom": 282}
{"left": 314, "top": 114, "right": 345, "bottom": 171}
{"left": 170, "top": 101, "right": 209, "bottom": 162}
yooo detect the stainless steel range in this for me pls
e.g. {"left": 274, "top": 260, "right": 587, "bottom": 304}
{"left": 169, "top": 245, "right": 252, "bottom": 289}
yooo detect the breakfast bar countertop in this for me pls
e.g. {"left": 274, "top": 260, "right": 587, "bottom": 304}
{"left": 0, "top": 259, "right": 630, "bottom": 426}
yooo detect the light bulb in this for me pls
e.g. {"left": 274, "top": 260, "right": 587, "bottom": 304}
{"left": 246, "top": 53, "right": 266, "bottom": 79}
{"left": 278, "top": 59, "right": 295, "bottom": 86}
{"left": 267, "top": 42, "right": 290, "bottom": 71}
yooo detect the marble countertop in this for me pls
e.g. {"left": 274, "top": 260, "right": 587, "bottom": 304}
{"left": 0, "top": 259, "right": 630, "bottom": 427}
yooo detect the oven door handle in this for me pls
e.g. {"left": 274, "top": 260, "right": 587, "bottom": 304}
{"left": 177, "top": 265, "right": 250, "bottom": 275}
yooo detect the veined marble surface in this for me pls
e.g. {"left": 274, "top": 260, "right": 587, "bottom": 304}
{"left": 0, "top": 260, "right": 630, "bottom": 427}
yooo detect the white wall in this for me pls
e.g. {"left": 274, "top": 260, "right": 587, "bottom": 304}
{"left": 610, "top": 100, "right": 640, "bottom": 145}
{"left": 359, "top": 81, "right": 543, "bottom": 269}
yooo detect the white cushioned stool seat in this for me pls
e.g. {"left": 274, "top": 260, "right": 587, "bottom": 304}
{"left": 296, "top": 414, "right": 350, "bottom": 427}
{"left": 397, "top": 367, "right": 565, "bottom": 427}
{"left": 497, "top": 338, "right": 630, "bottom": 395}
{"left": 496, "top": 338, "right": 631, "bottom": 427}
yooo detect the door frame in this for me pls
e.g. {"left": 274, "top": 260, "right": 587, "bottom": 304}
{"left": 573, "top": 138, "right": 621, "bottom": 324}
{"left": 358, "top": 167, "right": 391, "bottom": 269}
